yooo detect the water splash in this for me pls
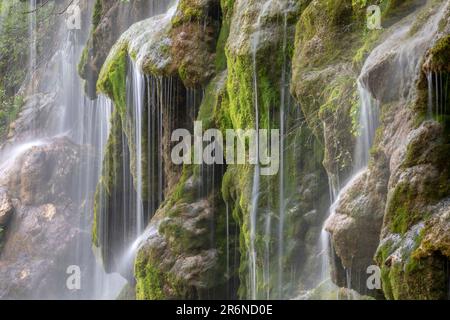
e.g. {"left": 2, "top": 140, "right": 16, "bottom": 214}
{"left": 0, "top": 139, "right": 45, "bottom": 177}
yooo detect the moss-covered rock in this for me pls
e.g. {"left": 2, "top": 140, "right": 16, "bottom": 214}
{"left": 292, "top": 0, "right": 361, "bottom": 185}
{"left": 298, "top": 0, "right": 450, "bottom": 299}
{"left": 79, "top": 0, "right": 163, "bottom": 98}
{"left": 134, "top": 70, "right": 236, "bottom": 299}
{"left": 373, "top": 9, "right": 450, "bottom": 299}
{"left": 90, "top": 0, "right": 450, "bottom": 301}
{"left": 424, "top": 35, "right": 450, "bottom": 72}
{"left": 220, "top": 0, "right": 331, "bottom": 299}
{"left": 0, "top": 188, "right": 14, "bottom": 253}
{"left": 93, "top": 107, "right": 137, "bottom": 275}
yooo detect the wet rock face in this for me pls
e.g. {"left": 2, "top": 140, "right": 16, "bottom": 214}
{"left": 5, "top": 93, "right": 57, "bottom": 144}
{"left": 80, "top": 0, "right": 166, "bottom": 97}
{"left": 0, "top": 137, "right": 97, "bottom": 299}
{"left": 135, "top": 174, "right": 231, "bottom": 300}
{"left": 325, "top": 168, "right": 387, "bottom": 296}
{"left": 307, "top": 0, "right": 450, "bottom": 299}
{"left": 6, "top": 137, "right": 90, "bottom": 206}
{"left": 169, "top": 0, "right": 221, "bottom": 86}
{"left": 415, "top": 205, "right": 450, "bottom": 259}
{"left": 0, "top": 202, "right": 81, "bottom": 299}
{"left": 0, "top": 188, "right": 14, "bottom": 226}
{"left": 375, "top": 117, "right": 450, "bottom": 299}
{"left": 291, "top": 0, "right": 357, "bottom": 184}
{"left": 0, "top": 188, "right": 14, "bottom": 254}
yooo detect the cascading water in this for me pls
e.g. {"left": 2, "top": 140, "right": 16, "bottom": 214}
{"left": 129, "top": 61, "right": 146, "bottom": 236}
{"left": 104, "top": 0, "right": 184, "bottom": 273}
{"left": 247, "top": 0, "right": 302, "bottom": 300}
{"left": 71, "top": 0, "right": 177, "bottom": 297}
{"left": 113, "top": 61, "right": 167, "bottom": 278}
{"left": 248, "top": 0, "right": 271, "bottom": 299}
{"left": 0, "top": 0, "right": 129, "bottom": 299}
{"left": 28, "top": 0, "right": 36, "bottom": 79}
{"left": 75, "top": 95, "right": 127, "bottom": 300}
{"left": 277, "top": 9, "right": 288, "bottom": 299}
{"left": 428, "top": 71, "right": 449, "bottom": 119}
{"left": 318, "top": 1, "right": 449, "bottom": 296}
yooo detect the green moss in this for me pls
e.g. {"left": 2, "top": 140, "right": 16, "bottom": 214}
{"left": 221, "top": 0, "right": 235, "bottom": 18}
{"left": 172, "top": 0, "right": 206, "bottom": 27}
{"left": 215, "top": 17, "right": 231, "bottom": 71}
{"left": 387, "top": 183, "right": 427, "bottom": 234}
{"left": 427, "top": 35, "right": 450, "bottom": 73}
{"left": 381, "top": 254, "right": 448, "bottom": 300}
{"left": 97, "top": 44, "right": 128, "bottom": 115}
{"left": 377, "top": 213, "right": 449, "bottom": 300}
{"left": 318, "top": 76, "right": 356, "bottom": 117}
{"left": 92, "top": 0, "right": 103, "bottom": 29}
{"left": 135, "top": 250, "right": 166, "bottom": 300}
{"left": 93, "top": 108, "right": 126, "bottom": 247}
{"left": 0, "top": 88, "right": 24, "bottom": 141}
{"left": 294, "top": 0, "right": 358, "bottom": 72}
{"left": 0, "top": 0, "right": 55, "bottom": 95}
{"left": 352, "top": 29, "right": 383, "bottom": 68}
{"left": 77, "top": 46, "right": 89, "bottom": 80}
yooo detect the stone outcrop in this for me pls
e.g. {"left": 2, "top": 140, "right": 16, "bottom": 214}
{"left": 78, "top": 0, "right": 167, "bottom": 98}
{"left": 321, "top": 0, "right": 450, "bottom": 299}
{"left": 0, "top": 137, "right": 97, "bottom": 299}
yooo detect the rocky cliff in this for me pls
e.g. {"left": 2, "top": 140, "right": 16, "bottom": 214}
{"left": 0, "top": 0, "right": 449, "bottom": 300}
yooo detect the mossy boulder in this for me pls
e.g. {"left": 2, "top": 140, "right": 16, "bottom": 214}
{"left": 325, "top": 168, "right": 387, "bottom": 296}
{"left": 292, "top": 0, "right": 361, "bottom": 184}
{"left": 424, "top": 35, "right": 450, "bottom": 73}
{"left": 79, "top": 0, "right": 164, "bottom": 98}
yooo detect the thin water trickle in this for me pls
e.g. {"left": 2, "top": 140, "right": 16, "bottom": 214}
{"left": 28, "top": 0, "right": 36, "bottom": 78}
{"left": 428, "top": 71, "right": 449, "bottom": 119}
{"left": 248, "top": 0, "right": 278, "bottom": 300}
{"left": 248, "top": 0, "right": 294, "bottom": 299}
{"left": 277, "top": 10, "right": 288, "bottom": 299}
{"left": 129, "top": 60, "right": 146, "bottom": 235}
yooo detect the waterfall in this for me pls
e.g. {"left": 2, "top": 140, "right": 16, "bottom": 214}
{"left": 317, "top": 0, "right": 448, "bottom": 294}
{"left": 129, "top": 61, "right": 146, "bottom": 236}
{"left": 353, "top": 82, "right": 380, "bottom": 171}
{"left": 81, "top": 0, "right": 181, "bottom": 292}
{"left": 277, "top": 10, "right": 288, "bottom": 299}
{"left": 110, "top": 63, "right": 178, "bottom": 281}
{"left": 248, "top": 0, "right": 274, "bottom": 299}
{"left": 0, "top": 0, "right": 130, "bottom": 299}
{"left": 78, "top": 95, "right": 127, "bottom": 300}
{"left": 28, "top": 0, "right": 36, "bottom": 79}
{"left": 248, "top": 0, "right": 296, "bottom": 299}
{"left": 249, "top": 5, "right": 263, "bottom": 300}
